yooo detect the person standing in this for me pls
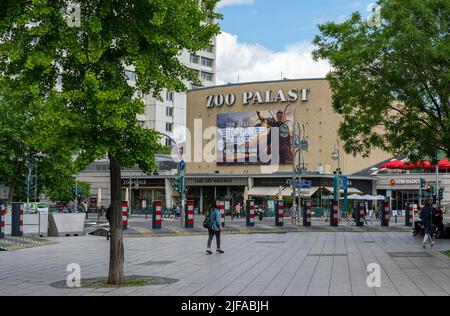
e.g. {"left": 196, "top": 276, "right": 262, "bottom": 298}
{"left": 234, "top": 203, "right": 241, "bottom": 220}
{"left": 206, "top": 200, "right": 224, "bottom": 255}
{"left": 420, "top": 200, "right": 435, "bottom": 249}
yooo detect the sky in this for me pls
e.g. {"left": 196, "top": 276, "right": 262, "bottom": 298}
{"left": 215, "top": 0, "right": 376, "bottom": 85}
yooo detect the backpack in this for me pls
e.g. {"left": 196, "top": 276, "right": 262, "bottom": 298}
{"left": 203, "top": 209, "right": 213, "bottom": 229}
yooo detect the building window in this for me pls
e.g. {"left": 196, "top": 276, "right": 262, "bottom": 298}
{"left": 201, "top": 72, "right": 213, "bottom": 82}
{"left": 165, "top": 138, "right": 173, "bottom": 147}
{"left": 166, "top": 107, "right": 173, "bottom": 117}
{"left": 166, "top": 91, "right": 174, "bottom": 102}
{"left": 201, "top": 57, "right": 213, "bottom": 68}
{"left": 204, "top": 45, "right": 214, "bottom": 53}
{"left": 125, "top": 70, "right": 136, "bottom": 81}
{"left": 190, "top": 54, "right": 200, "bottom": 64}
{"left": 135, "top": 90, "right": 144, "bottom": 99}
{"left": 166, "top": 122, "right": 173, "bottom": 132}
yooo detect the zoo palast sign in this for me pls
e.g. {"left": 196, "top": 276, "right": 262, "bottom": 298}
{"left": 206, "top": 88, "right": 310, "bottom": 108}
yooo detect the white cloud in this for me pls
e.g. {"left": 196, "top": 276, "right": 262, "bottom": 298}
{"left": 216, "top": 32, "right": 331, "bottom": 85}
{"left": 217, "top": 0, "right": 255, "bottom": 9}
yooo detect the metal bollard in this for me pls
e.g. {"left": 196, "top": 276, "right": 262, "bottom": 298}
{"left": 11, "top": 203, "right": 24, "bottom": 237}
{"left": 185, "top": 201, "right": 194, "bottom": 229}
{"left": 405, "top": 203, "right": 413, "bottom": 227}
{"left": 303, "top": 200, "right": 312, "bottom": 227}
{"left": 246, "top": 200, "right": 255, "bottom": 227}
{"left": 219, "top": 200, "right": 225, "bottom": 228}
{"left": 152, "top": 201, "right": 162, "bottom": 229}
{"left": 381, "top": 202, "right": 390, "bottom": 227}
{"left": 0, "top": 204, "right": 5, "bottom": 239}
{"left": 275, "top": 200, "right": 284, "bottom": 227}
{"left": 330, "top": 200, "right": 339, "bottom": 227}
{"left": 356, "top": 202, "right": 365, "bottom": 227}
{"left": 122, "top": 201, "right": 128, "bottom": 230}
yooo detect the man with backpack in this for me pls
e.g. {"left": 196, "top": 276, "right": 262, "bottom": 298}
{"left": 204, "top": 200, "right": 224, "bottom": 255}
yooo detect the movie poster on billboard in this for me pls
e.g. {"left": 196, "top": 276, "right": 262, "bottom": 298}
{"left": 216, "top": 110, "right": 294, "bottom": 165}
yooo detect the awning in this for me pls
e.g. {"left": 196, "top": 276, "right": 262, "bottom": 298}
{"left": 248, "top": 187, "right": 319, "bottom": 198}
{"left": 323, "top": 186, "right": 363, "bottom": 195}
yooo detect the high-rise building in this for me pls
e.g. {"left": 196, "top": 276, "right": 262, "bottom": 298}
{"left": 77, "top": 41, "right": 216, "bottom": 207}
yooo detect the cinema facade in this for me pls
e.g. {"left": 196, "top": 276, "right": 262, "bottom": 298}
{"left": 183, "top": 78, "right": 392, "bottom": 213}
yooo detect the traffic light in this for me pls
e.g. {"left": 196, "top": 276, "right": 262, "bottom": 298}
{"left": 174, "top": 175, "right": 185, "bottom": 193}
{"left": 420, "top": 178, "right": 426, "bottom": 189}
{"left": 438, "top": 187, "right": 444, "bottom": 202}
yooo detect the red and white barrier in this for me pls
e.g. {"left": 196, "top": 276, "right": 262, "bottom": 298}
{"left": 219, "top": 200, "right": 225, "bottom": 227}
{"left": 122, "top": 201, "right": 128, "bottom": 230}
{"left": 0, "top": 204, "right": 5, "bottom": 238}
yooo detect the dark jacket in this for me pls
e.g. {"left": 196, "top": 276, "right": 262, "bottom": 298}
{"left": 420, "top": 206, "right": 434, "bottom": 229}
{"left": 106, "top": 206, "right": 112, "bottom": 223}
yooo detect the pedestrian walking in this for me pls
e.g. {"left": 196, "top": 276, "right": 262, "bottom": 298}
{"left": 105, "top": 205, "right": 112, "bottom": 240}
{"left": 420, "top": 200, "right": 435, "bottom": 249}
{"left": 205, "top": 200, "right": 224, "bottom": 255}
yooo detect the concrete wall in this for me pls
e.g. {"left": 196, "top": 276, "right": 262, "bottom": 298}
{"left": 4, "top": 213, "right": 48, "bottom": 237}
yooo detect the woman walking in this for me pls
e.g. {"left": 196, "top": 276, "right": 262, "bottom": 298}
{"left": 205, "top": 200, "right": 225, "bottom": 255}
{"left": 420, "top": 200, "right": 435, "bottom": 249}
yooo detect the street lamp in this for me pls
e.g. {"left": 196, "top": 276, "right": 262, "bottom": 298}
{"left": 331, "top": 140, "right": 340, "bottom": 173}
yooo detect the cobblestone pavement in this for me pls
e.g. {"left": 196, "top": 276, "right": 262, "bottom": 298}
{"left": 0, "top": 232, "right": 449, "bottom": 296}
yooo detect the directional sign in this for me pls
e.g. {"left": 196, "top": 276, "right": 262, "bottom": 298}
{"left": 179, "top": 160, "right": 186, "bottom": 172}
{"left": 291, "top": 180, "right": 312, "bottom": 189}
{"left": 339, "top": 178, "right": 348, "bottom": 190}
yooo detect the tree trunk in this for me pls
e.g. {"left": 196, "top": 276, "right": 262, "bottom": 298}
{"left": 107, "top": 153, "right": 125, "bottom": 285}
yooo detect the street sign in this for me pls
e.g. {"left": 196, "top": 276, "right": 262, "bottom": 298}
{"left": 291, "top": 180, "right": 311, "bottom": 189}
{"left": 339, "top": 178, "right": 348, "bottom": 190}
{"left": 179, "top": 160, "right": 185, "bottom": 172}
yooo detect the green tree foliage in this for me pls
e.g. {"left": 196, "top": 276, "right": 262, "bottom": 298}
{"left": 0, "top": 0, "right": 220, "bottom": 284}
{"left": 44, "top": 179, "right": 90, "bottom": 204}
{"left": 313, "top": 0, "right": 449, "bottom": 162}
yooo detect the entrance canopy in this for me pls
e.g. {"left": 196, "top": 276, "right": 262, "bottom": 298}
{"left": 248, "top": 187, "right": 319, "bottom": 198}
{"left": 323, "top": 187, "right": 363, "bottom": 195}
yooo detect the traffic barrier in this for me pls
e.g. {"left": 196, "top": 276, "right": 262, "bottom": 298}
{"left": 185, "top": 200, "right": 194, "bottom": 229}
{"left": 303, "top": 200, "right": 312, "bottom": 227}
{"left": 48, "top": 213, "right": 85, "bottom": 237}
{"left": 275, "top": 200, "right": 284, "bottom": 227}
{"left": 152, "top": 201, "right": 162, "bottom": 229}
{"left": 219, "top": 200, "right": 225, "bottom": 228}
{"left": 0, "top": 204, "right": 5, "bottom": 239}
{"left": 330, "top": 200, "right": 339, "bottom": 227}
{"left": 405, "top": 203, "right": 413, "bottom": 227}
{"left": 11, "top": 203, "right": 24, "bottom": 237}
{"left": 122, "top": 201, "right": 128, "bottom": 230}
{"left": 381, "top": 202, "right": 390, "bottom": 227}
{"left": 246, "top": 200, "right": 255, "bottom": 227}
{"left": 356, "top": 202, "right": 365, "bottom": 227}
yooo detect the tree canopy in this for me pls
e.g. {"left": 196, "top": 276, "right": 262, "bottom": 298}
{"left": 313, "top": 0, "right": 449, "bottom": 163}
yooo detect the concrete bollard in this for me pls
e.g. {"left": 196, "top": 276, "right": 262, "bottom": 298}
{"left": 405, "top": 203, "right": 413, "bottom": 227}
{"left": 356, "top": 202, "right": 365, "bottom": 227}
{"left": 152, "top": 201, "right": 162, "bottom": 229}
{"left": 219, "top": 200, "right": 225, "bottom": 228}
{"left": 381, "top": 202, "right": 390, "bottom": 227}
{"left": 185, "top": 200, "right": 194, "bottom": 229}
{"left": 0, "top": 204, "right": 5, "bottom": 239}
{"left": 246, "top": 200, "right": 255, "bottom": 227}
{"left": 122, "top": 201, "right": 128, "bottom": 230}
{"left": 11, "top": 203, "right": 24, "bottom": 237}
{"left": 330, "top": 200, "right": 339, "bottom": 227}
{"left": 275, "top": 200, "right": 284, "bottom": 227}
{"left": 303, "top": 200, "right": 312, "bottom": 227}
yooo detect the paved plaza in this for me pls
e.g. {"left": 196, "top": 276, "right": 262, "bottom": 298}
{"left": 1, "top": 231, "right": 450, "bottom": 296}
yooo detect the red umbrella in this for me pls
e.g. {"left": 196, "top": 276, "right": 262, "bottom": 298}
{"left": 438, "top": 158, "right": 450, "bottom": 169}
{"left": 415, "top": 160, "right": 434, "bottom": 170}
{"left": 379, "top": 160, "right": 404, "bottom": 169}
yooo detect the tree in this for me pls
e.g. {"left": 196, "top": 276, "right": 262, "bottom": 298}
{"left": 0, "top": 0, "right": 220, "bottom": 284}
{"left": 0, "top": 79, "right": 76, "bottom": 204}
{"left": 44, "top": 179, "right": 90, "bottom": 205}
{"left": 313, "top": 0, "right": 449, "bottom": 162}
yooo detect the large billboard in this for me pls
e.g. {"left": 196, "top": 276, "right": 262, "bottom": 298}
{"left": 216, "top": 110, "right": 294, "bottom": 165}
